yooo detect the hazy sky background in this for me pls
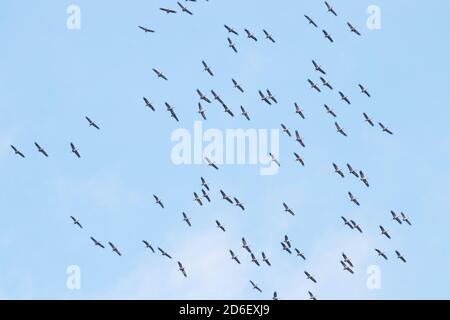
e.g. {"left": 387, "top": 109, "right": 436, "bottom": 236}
{"left": 1, "top": 0, "right": 450, "bottom": 299}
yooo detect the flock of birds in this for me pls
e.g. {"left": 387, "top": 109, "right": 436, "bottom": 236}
{"left": 9, "top": 1, "right": 411, "bottom": 300}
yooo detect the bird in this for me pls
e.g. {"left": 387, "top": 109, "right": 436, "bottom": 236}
{"left": 242, "top": 238, "right": 251, "bottom": 253}
{"left": 202, "top": 60, "right": 214, "bottom": 76}
{"left": 196, "top": 89, "right": 211, "bottom": 103}
{"left": 379, "top": 122, "right": 394, "bottom": 135}
{"left": 320, "top": 77, "right": 333, "bottom": 90}
{"left": 222, "top": 104, "right": 235, "bottom": 117}
{"left": 342, "top": 253, "right": 354, "bottom": 268}
{"left": 281, "top": 124, "right": 292, "bottom": 137}
{"left": 335, "top": 122, "right": 347, "bottom": 137}
{"left": 380, "top": 225, "right": 391, "bottom": 239}
{"left": 396, "top": 250, "right": 407, "bottom": 263}
{"left": 283, "top": 202, "right": 295, "bottom": 216}
{"left": 70, "top": 216, "right": 82, "bottom": 229}
{"left": 234, "top": 198, "right": 245, "bottom": 211}
{"left": 160, "top": 8, "right": 177, "bottom": 14}
{"left": 263, "top": 29, "right": 275, "bottom": 43}
{"left": 322, "top": 29, "right": 334, "bottom": 43}
{"left": 363, "top": 112, "right": 374, "bottom": 127}
{"left": 211, "top": 90, "right": 224, "bottom": 105}
{"left": 295, "top": 248, "right": 306, "bottom": 260}
{"left": 205, "top": 156, "right": 219, "bottom": 170}
{"left": 283, "top": 235, "right": 292, "bottom": 248}
{"left": 391, "top": 210, "right": 402, "bottom": 224}
{"left": 324, "top": 1, "right": 337, "bottom": 16}
{"left": 142, "top": 240, "right": 155, "bottom": 253}
{"left": 229, "top": 249, "right": 240, "bottom": 264}
{"left": 312, "top": 60, "right": 326, "bottom": 75}
{"left": 308, "top": 291, "right": 317, "bottom": 300}
{"left": 177, "top": 2, "right": 193, "bottom": 15}
{"left": 158, "top": 247, "right": 172, "bottom": 259}
{"left": 138, "top": 26, "right": 154, "bottom": 33}
{"left": 308, "top": 79, "right": 321, "bottom": 92}
{"left": 244, "top": 29, "right": 258, "bottom": 41}
{"left": 198, "top": 103, "right": 207, "bottom": 120}
{"left": 339, "top": 91, "right": 351, "bottom": 104}
{"left": 294, "top": 103, "right": 305, "bottom": 119}
{"left": 294, "top": 152, "right": 305, "bottom": 166}
{"left": 10, "top": 145, "right": 25, "bottom": 158}
{"left": 259, "top": 90, "right": 272, "bottom": 105}
{"left": 70, "top": 143, "right": 81, "bottom": 158}
{"left": 348, "top": 192, "right": 360, "bottom": 206}
{"left": 250, "top": 280, "right": 262, "bottom": 293}
{"left": 269, "top": 153, "right": 280, "bottom": 167}
{"left": 216, "top": 220, "right": 226, "bottom": 232}
{"left": 304, "top": 271, "right": 317, "bottom": 283}
{"left": 227, "top": 37, "right": 238, "bottom": 53}
{"left": 200, "top": 177, "right": 209, "bottom": 191}
{"left": 359, "top": 84, "right": 371, "bottom": 97}
{"left": 272, "top": 291, "right": 278, "bottom": 300}
{"left": 262, "top": 252, "right": 271, "bottom": 266}
{"left": 232, "top": 79, "right": 244, "bottom": 93}
{"left": 401, "top": 212, "right": 412, "bottom": 226}
{"left": 324, "top": 104, "right": 337, "bottom": 118}
{"left": 178, "top": 261, "right": 187, "bottom": 277}
{"left": 341, "top": 261, "right": 354, "bottom": 274}
{"left": 182, "top": 212, "right": 192, "bottom": 227}
{"left": 153, "top": 195, "right": 164, "bottom": 209}
{"left": 347, "top": 163, "right": 359, "bottom": 178}
{"left": 85, "top": 116, "right": 100, "bottom": 130}
{"left": 375, "top": 248, "right": 388, "bottom": 260}
{"left": 109, "top": 242, "right": 122, "bottom": 256}
{"left": 295, "top": 131, "right": 306, "bottom": 148}
{"left": 304, "top": 15, "right": 318, "bottom": 28}
{"left": 351, "top": 220, "right": 363, "bottom": 233}
{"left": 34, "top": 142, "right": 48, "bottom": 157}
{"left": 281, "top": 242, "right": 292, "bottom": 254}
{"left": 201, "top": 189, "right": 211, "bottom": 203}
{"left": 347, "top": 22, "right": 361, "bottom": 36}
{"left": 153, "top": 68, "right": 168, "bottom": 80}
{"left": 193, "top": 192, "right": 203, "bottom": 206}
{"left": 90, "top": 237, "right": 105, "bottom": 248}
{"left": 341, "top": 216, "right": 354, "bottom": 229}
{"left": 220, "top": 190, "right": 233, "bottom": 204}
{"left": 359, "top": 170, "right": 370, "bottom": 187}
{"left": 333, "top": 163, "right": 345, "bottom": 178}
{"left": 250, "top": 253, "right": 260, "bottom": 266}
{"left": 224, "top": 24, "right": 239, "bottom": 35}
{"left": 266, "top": 89, "right": 278, "bottom": 104}
{"left": 240, "top": 106, "right": 250, "bottom": 121}
{"left": 143, "top": 97, "right": 155, "bottom": 111}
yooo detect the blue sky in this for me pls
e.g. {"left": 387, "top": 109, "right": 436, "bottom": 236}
{"left": 1, "top": 0, "right": 450, "bottom": 300}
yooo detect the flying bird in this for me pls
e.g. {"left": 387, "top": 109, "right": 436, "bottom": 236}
{"left": 10, "top": 145, "right": 25, "bottom": 158}
{"left": 178, "top": 261, "right": 187, "bottom": 277}
{"left": 153, "top": 68, "right": 168, "bottom": 80}
{"left": 281, "top": 124, "right": 292, "bottom": 137}
{"left": 309, "top": 291, "right": 317, "bottom": 300}
{"left": 177, "top": 2, "right": 193, "bottom": 15}
{"left": 158, "top": 247, "right": 172, "bottom": 259}
{"left": 240, "top": 106, "right": 250, "bottom": 121}
{"left": 70, "top": 143, "right": 81, "bottom": 158}
{"left": 351, "top": 220, "right": 363, "bottom": 233}
{"left": 396, "top": 250, "right": 407, "bottom": 263}
{"left": 333, "top": 163, "right": 345, "bottom": 178}
{"left": 262, "top": 252, "right": 271, "bottom": 266}
{"left": 138, "top": 26, "right": 154, "bottom": 33}
{"left": 379, "top": 122, "right": 394, "bottom": 135}
{"left": 269, "top": 153, "right": 280, "bottom": 167}
{"left": 375, "top": 248, "right": 388, "bottom": 260}
{"left": 272, "top": 291, "right": 278, "bottom": 300}
{"left": 250, "top": 253, "right": 260, "bottom": 266}
{"left": 335, "top": 122, "right": 347, "bottom": 137}
{"left": 341, "top": 261, "right": 354, "bottom": 274}
{"left": 320, "top": 77, "right": 333, "bottom": 90}
{"left": 70, "top": 216, "right": 82, "bottom": 229}
{"left": 283, "top": 202, "right": 295, "bottom": 216}
{"left": 322, "top": 29, "right": 334, "bottom": 43}
{"left": 211, "top": 90, "right": 224, "bottom": 105}
{"left": 401, "top": 212, "right": 412, "bottom": 226}
{"left": 283, "top": 235, "right": 292, "bottom": 248}
{"left": 342, "top": 253, "right": 354, "bottom": 268}
{"left": 281, "top": 242, "right": 292, "bottom": 254}
{"left": 34, "top": 142, "right": 48, "bottom": 157}
{"left": 90, "top": 237, "right": 105, "bottom": 248}
{"left": 348, "top": 192, "right": 360, "bottom": 206}
{"left": 198, "top": 103, "right": 207, "bottom": 120}
{"left": 263, "top": 29, "right": 276, "bottom": 43}
{"left": 232, "top": 79, "right": 244, "bottom": 93}
{"left": 308, "top": 79, "right": 321, "bottom": 92}
{"left": 202, "top": 60, "right": 214, "bottom": 76}
{"left": 201, "top": 177, "right": 209, "bottom": 191}
{"left": 222, "top": 104, "right": 235, "bottom": 117}
{"left": 391, "top": 210, "right": 402, "bottom": 224}
{"left": 196, "top": 89, "right": 211, "bottom": 103}
{"left": 216, "top": 220, "right": 226, "bottom": 232}
{"left": 294, "top": 152, "right": 305, "bottom": 166}
{"left": 160, "top": 8, "right": 177, "bottom": 14}
{"left": 304, "top": 15, "right": 318, "bottom": 28}
{"left": 109, "top": 242, "right": 122, "bottom": 256}
{"left": 234, "top": 198, "right": 245, "bottom": 211}
{"left": 347, "top": 22, "right": 361, "bottom": 36}
{"left": 244, "top": 29, "right": 258, "bottom": 42}
{"left": 143, "top": 97, "right": 155, "bottom": 111}
{"left": 341, "top": 216, "right": 354, "bottom": 229}
{"left": 380, "top": 225, "right": 391, "bottom": 239}
{"left": 295, "top": 131, "right": 306, "bottom": 148}
{"left": 193, "top": 192, "right": 203, "bottom": 206}
{"left": 201, "top": 189, "right": 211, "bottom": 203}
{"left": 85, "top": 116, "right": 100, "bottom": 130}
{"left": 224, "top": 24, "right": 239, "bottom": 35}
{"left": 259, "top": 90, "right": 272, "bottom": 105}
{"left": 294, "top": 103, "right": 305, "bottom": 119}
{"left": 142, "top": 240, "right": 155, "bottom": 253}
{"left": 182, "top": 212, "right": 192, "bottom": 227}
{"left": 324, "top": 1, "right": 337, "bottom": 16}
{"left": 339, "top": 91, "right": 351, "bottom": 104}
{"left": 359, "top": 170, "right": 370, "bottom": 187}
{"left": 324, "top": 104, "right": 337, "bottom": 118}
{"left": 229, "top": 249, "right": 240, "bottom": 264}
{"left": 363, "top": 112, "right": 374, "bottom": 127}
{"left": 220, "top": 190, "right": 233, "bottom": 204}
{"left": 295, "top": 248, "right": 306, "bottom": 260}
{"left": 347, "top": 163, "right": 359, "bottom": 178}
{"left": 312, "top": 60, "right": 326, "bottom": 75}
{"left": 153, "top": 195, "right": 164, "bottom": 208}
{"left": 250, "top": 280, "right": 262, "bottom": 293}
{"left": 359, "top": 84, "right": 371, "bottom": 97}
{"left": 266, "top": 89, "right": 278, "bottom": 104}
{"left": 227, "top": 37, "right": 238, "bottom": 53}
{"left": 304, "top": 271, "right": 317, "bottom": 283}
{"left": 205, "top": 156, "right": 219, "bottom": 170}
